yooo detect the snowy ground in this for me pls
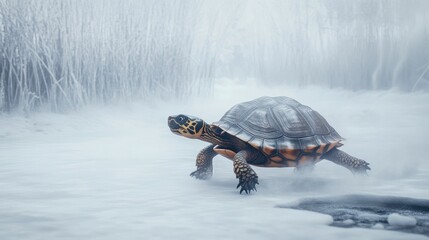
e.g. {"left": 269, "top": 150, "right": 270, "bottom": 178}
{"left": 1, "top": 83, "right": 429, "bottom": 240}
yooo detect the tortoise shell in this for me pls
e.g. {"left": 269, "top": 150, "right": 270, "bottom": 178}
{"left": 212, "top": 96, "right": 343, "bottom": 167}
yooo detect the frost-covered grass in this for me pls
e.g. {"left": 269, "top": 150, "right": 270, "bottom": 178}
{"left": 0, "top": 85, "right": 428, "bottom": 239}
{"left": 1, "top": 0, "right": 429, "bottom": 113}
{"left": 0, "top": 0, "right": 217, "bottom": 112}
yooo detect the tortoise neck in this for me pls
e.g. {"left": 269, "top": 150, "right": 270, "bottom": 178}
{"left": 200, "top": 123, "right": 230, "bottom": 146}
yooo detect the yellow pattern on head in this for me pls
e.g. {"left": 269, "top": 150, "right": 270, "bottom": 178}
{"left": 175, "top": 119, "right": 204, "bottom": 139}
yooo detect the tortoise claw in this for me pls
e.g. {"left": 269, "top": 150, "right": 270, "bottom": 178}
{"left": 236, "top": 174, "right": 259, "bottom": 194}
{"left": 351, "top": 162, "right": 371, "bottom": 175}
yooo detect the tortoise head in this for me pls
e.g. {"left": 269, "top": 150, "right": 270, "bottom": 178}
{"left": 168, "top": 114, "right": 205, "bottom": 139}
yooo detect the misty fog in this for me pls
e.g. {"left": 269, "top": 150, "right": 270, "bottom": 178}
{"left": 1, "top": 1, "right": 429, "bottom": 239}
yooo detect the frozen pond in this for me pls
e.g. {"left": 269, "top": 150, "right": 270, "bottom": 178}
{"left": 1, "top": 86, "right": 429, "bottom": 239}
{"left": 280, "top": 194, "right": 429, "bottom": 236}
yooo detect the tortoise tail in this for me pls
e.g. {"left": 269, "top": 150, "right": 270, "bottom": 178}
{"left": 322, "top": 148, "right": 370, "bottom": 174}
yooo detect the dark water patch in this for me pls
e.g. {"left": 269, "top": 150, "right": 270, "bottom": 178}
{"left": 277, "top": 194, "right": 429, "bottom": 236}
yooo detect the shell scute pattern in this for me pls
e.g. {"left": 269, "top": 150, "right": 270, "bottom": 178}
{"left": 213, "top": 96, "right": 343, "bottom": 161}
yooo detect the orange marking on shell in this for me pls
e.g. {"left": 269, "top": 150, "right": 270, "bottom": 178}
{"left": 263, "top": 161, "right": 289, "bottom": 168}
{"left": 316, "top": 144, "right": 327, "bottom": 154}
{"left": 262, "top": 139, "right": 276, "bottom": 156}
{"left": 304, "top": 145, "right": 318, "bottom": 153}
{"left": 327, "top": 142, "right": 339, "bottom": 152}
{"left": 262, "top": 146, "right": 276, "bottom": 156}
{"left": 279, "top": 148, "right": 300, "bottom": 161}
{"left": 270, "top": 156, "right": 283, "bottom": 162}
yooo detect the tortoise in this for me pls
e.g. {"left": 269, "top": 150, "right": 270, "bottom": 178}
{"left": 168, "top": 96, "right": 370, "bottom": 194}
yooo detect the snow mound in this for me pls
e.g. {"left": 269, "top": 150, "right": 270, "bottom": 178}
{"left": 343, "top": 219, "right": 355, "bottom": 226}
{"left": 388, "top": 213, "right": 417, "bottom": 227}
{"left": 372, "top": 223, "right": 384, "bottom": 229}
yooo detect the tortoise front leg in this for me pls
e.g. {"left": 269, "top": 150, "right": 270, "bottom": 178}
{"left": 190, "top": 144, "right": 218, "bottom": 180}
{"left": 233, "top": 150, "right": 259, "bottom": 194}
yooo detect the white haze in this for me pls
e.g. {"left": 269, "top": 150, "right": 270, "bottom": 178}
{"left": 1, "top": 84, "right": 428, "bottom": 240}
{"left": 1, "top": 0, "right": 429, "bottom": 112}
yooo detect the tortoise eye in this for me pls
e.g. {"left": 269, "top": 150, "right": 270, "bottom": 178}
{"left": 178, "top": 116, "right": 184, "bottom": 122}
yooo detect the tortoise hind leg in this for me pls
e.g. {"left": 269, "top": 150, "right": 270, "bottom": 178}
{"left": 190, "top": 144, "right": 218, "bottom": 180}
{"left": 322, "top": 148, "right": 370, "bottom": 174}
